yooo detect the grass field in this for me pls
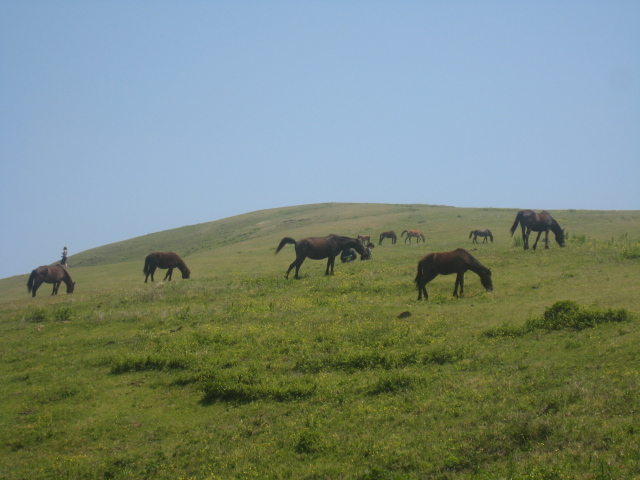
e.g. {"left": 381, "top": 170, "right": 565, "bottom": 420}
{"left": 1, "top": 203, "right": 639, "bottom": 479}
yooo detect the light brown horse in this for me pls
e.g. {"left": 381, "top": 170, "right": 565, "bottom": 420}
{"left": 469, "top": 229, "right": 494, "bottom": 243}
{"left": 27, "top": 265, "right": 75, "bottom": 297}
{"left": 415, "top": 248, "right": 492, "bottom": 300}
{"left": 143, "top": 252, "right": 191, "bottom": 282}
{"left": 509, "top": 210, "right": 565, "bottom": 250}
{"left": 357, "top": 235, "right": 371, "bottom": 245}
{"left": 275, "top": 234, "right": 368, "bottom": 279}
{"left": 378, "top": 231, "right": 397, "bottom": 245}
{"left": 401, "top": 230, "right": 425, "bottom": 244}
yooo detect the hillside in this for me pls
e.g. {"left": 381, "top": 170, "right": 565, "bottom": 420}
{"left": 1, "top": 203, "right": 639, "bottom": 479}
{"left": 3, "top": 203, "right": 639, "bottom": 302}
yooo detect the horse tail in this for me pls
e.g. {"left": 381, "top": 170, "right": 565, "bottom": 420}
{"left": 509, "top": 211, "right": 523, "bottom": 236}
{"left": 275, "top": 237, "right": 296, "bottom": 255}
{"left": 27, "top": 270, "right": 36, "bottom": 294}
{"left": 143, "top": 256, "right": 152, "bottom": 275}
{"left": 414, "top": 258, "right": 426, "bottom": 288}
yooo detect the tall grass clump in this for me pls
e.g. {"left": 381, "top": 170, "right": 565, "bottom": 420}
{"left": 484, "top": 300, "right": 634, "bottom": 337}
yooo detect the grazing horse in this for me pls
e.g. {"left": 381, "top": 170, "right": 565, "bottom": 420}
{"left": 27, "top": 265, "right": 75, "bottom": 298}
{"left": 341, "top": 248, "right": 357, "bottom": 263}
{"left": 510, "top": 210, "right": 565, "bottom": 250}
{"left": 275, "top": 234, "right": 368, "bottom": 279}
{"left": 379, "top": 231, "right": 397, "bottom": 245}
{"left": 415, "top": 248, "right": 493, "bottom": 300}
{"left": 143, "top": 252, "right": 191, "bottom": 283}
{"left": 401, "top": 230, "right": 425, "bottom": 244}
{"left": 469, "top": 229, "right": 494, "bottom": 243}
{"left": 357, "top": 235, "right": 371, "bottom": 246}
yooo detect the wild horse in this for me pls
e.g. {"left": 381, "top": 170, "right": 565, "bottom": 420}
{"left": 357, "top": 235, "right": 371, "bottom": 245}
{"left": 27, "top": 265, "right": 75, "bottom": 298}
{"left": 469, "top": 229, "right": 494, "bottom": 243}
{"left": 275, "top": 234, "right": 367, "bottom": 279}
{"left": 379, "top": 231, "right": 397, "bottom": 245}
{"left": 401, "top": 230, "right": 425, "bottom": 244}
{"left": 509, "top": 210, "right": 565, "bottom": 250}
{"left": 415, "top": 248, "right": 493, "bottom": 300}
{"left": 143, "top": 252, "right": 191, "bottom": 282}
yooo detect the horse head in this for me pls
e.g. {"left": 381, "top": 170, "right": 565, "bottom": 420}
{"left": 67, "top": 282, "right": 75, "bottom": 294}
{"left": 555, "top": 228, "right": 566, "bottom": 247}
{"left": 480, "top": 269, "right": 493, "bottom": 292}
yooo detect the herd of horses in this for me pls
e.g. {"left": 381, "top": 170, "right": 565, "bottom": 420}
{"left": 27, "top": 210, "right": 566, "bottom": 300}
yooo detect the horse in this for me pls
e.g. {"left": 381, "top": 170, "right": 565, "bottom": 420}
{"left": 361, "top": 245, "right": 373, "bottom": 260}
{"left": 357, "top": 235, "right": 371, "bottom": 246}
{"left": 341, "top": 248, "right": 357, "bottom": 263}
{"left": 415, "top": 248, "right": 493, "bottom": 300}
{"left": 143, "top": 252, "right": 191, "bottom": 283}
{"left": 469, "top": 229, "right": 494, "bottom": 243}
{"left": 401, "top": 230, "right": 425, "bottom": 244}
{"left": 509, "top": 210, "right": 565, "bottom": 250}
{"left": 27, "top": 265, "right": 75, "bottom": 298}
{"left": 275, "top": 234, "right": 368, "bottom": 279}
{"left": 379, "top": 231, "right": 397, "bottom": 245}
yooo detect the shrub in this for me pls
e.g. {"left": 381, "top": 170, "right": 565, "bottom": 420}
{"left": 525, "top": 301, "right": 632, "bottom": 332}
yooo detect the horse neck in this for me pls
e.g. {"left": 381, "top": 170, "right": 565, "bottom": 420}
{"left": 61, "top": 269, "right": 73, "bottom": 286}
{"left": 467, "top": 257, "right": 489, "bottom": 277}
{"left": 549, "top": 220, "right": 562, "bottom": 236}
{"left": 176, "top": 259, "right": 188, "bottom": 272}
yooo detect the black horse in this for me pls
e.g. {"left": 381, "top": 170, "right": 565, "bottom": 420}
{"left": 415, "top": 248, "right": 493, "bottom": 300}
{"left": 27, "top": 265, "right": 75, "bottom": 298}
{"left": 275, "top": 234, "right": 368, "bottom": 279}
{"left": 379, "top": 231, "right": 397, "bottom": 245}
{"left": 469, "top": 229, "right": 494, "bottom": 243}
{"left": 143, "top": 252, "right": 191, "bottom": 283}
{"left": 510, "top": 210, "right": 565, "bottom": 250}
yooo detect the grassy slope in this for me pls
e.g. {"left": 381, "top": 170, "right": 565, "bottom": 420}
{"left": 1, "top": 203, "right": 639, "bottom": 479}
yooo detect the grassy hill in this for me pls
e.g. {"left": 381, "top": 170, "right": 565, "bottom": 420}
{"left": 1, "top": 203, "right": 639, "bottom": 479}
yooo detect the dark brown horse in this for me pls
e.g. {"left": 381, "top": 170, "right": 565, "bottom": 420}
{"left": 275, "top": 234, "right": 368, "bottom": 279}
{"left": 379, "top": 231, "right": 397, "bottom": 245}
{"left": 27, "top": 265, "right": 75, "bottom": 298}
{"left": 510, "top": 210, "right": 565, "bottom": 250}
{"left": 401, "top": 230, "right": 425, "bottom": 244}
{"left": 143, "top": 252, "right": 191, "bottom": 283}
{"left": 415, "top": 248, "right": 493, "bottom": 300}
{"left": 469, "top": 229, "right": 494, "bottom": 243}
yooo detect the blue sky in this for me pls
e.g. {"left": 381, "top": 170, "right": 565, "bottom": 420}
{"left": 1, "top": 1, "right": 639, "bottom": 279}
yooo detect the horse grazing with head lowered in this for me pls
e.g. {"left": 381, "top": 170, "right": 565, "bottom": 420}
{"left": 27, "top": 265, "right": 75, "bottom": 298}
{"left": 379, "top": 231, "right": 397, "bottom": 245}
{"left": 275, "top": 234, "right": 368, "bottom": 279}
{"left": 143, "top": 252, "right": 191, "bottom": 283}
{"left": 401, "top": 230, "right": 425, "bottom": 244}
{"left": 415, "top": 248, "right": 492, "bottom": 300}
{"left": 469, "top": 229, "right": 493, "bottom": 243}
{"left": 510, "top": 210, "right": 565, "bottom": 250}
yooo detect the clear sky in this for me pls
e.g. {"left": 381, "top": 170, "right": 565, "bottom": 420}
{"left": 1, "top": 1, "right": 639, "bottom": 279}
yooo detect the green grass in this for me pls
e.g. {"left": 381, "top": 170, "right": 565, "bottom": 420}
{"left": 1, "top": 203, "right": 639, "bottom": 479}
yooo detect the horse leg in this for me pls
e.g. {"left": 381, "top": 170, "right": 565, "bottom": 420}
{"left": 532, "top": 231, "right": 543, "bottom": 250}
{"left": 52, "top": 281, "right": 60, "bottom": 296}
{"left": 417, "top": 272, "right": 438, "bottom": 300}
{"left": 544, "top": 229, "right": 550, "bottom": 249}
{"left": 453, "top": 273, "right": 464, "bottom": 298}
{"left": 325, "top": 256, "right": 336, "bottom": 275}
{"left": 522, "top": 226, "right": 529, "bottom": 250}
{"left": 32, "top": 279, "right": 42, "bottom": 297}
{"left": 164, "top": 268, "right": 173, "bottom": 281}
